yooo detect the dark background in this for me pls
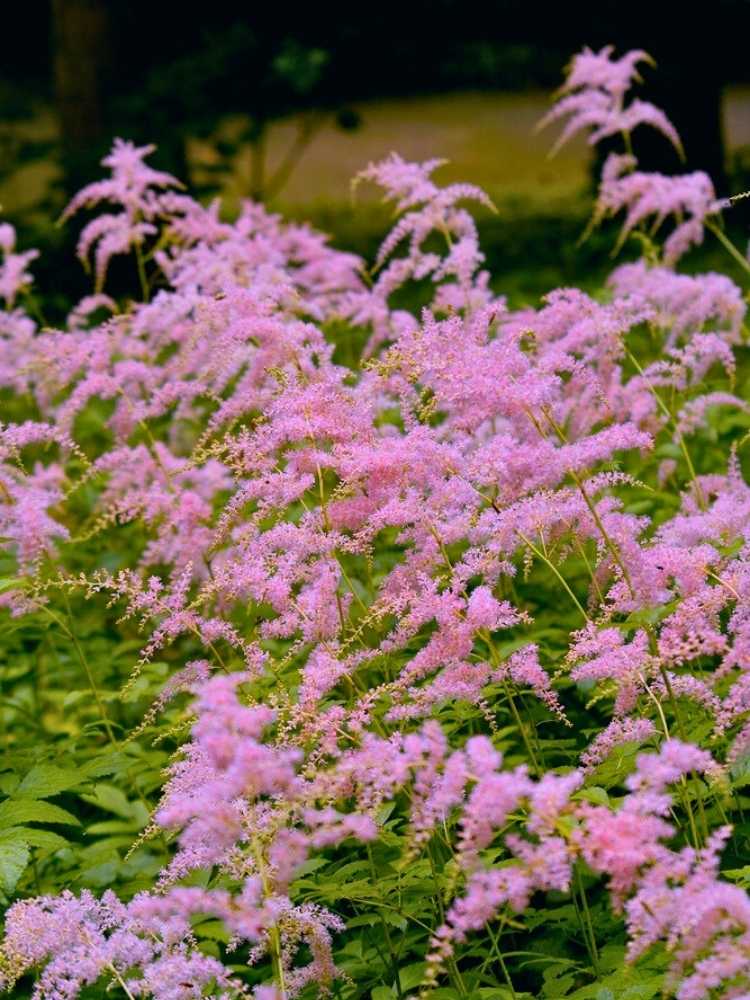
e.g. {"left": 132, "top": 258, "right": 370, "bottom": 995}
{"left": 3, "top": 1, "right": 750, "bottom": 307}
{"left": 5, "top": 2, "right": 746, "bottom": 189}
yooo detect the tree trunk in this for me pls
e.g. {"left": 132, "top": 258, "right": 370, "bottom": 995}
{"left": 51, "top": 0, "right": 110, "bottom": 188}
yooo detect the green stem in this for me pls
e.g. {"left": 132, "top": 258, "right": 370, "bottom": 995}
{"left": 251, "top": 834, "right": 287, "bottom": 995}
{"left": 623, "top": 346, "right": 707, "bottom": 511}
{"left": 504, "top": 680, "right": 542, "bottom": 777}
{"left": 368, "top": 844, "right": 404, "bottom": 998}
{"left": 38, "top": 601, "right": 117, "bottom": 746}
{"left": 656, "top": 662, "right": 702, "bottom": 848}
{"left": 706, "top": 218, "right": 750, "bottom": 280}
{"left": 517, "top": 531, "right": 590, "bottom": 624}
{"left": 574, "top": 865, "right": 600, "bottom": 976}
{"left": 542, "top": 409, "right": 635, "bottom": 598}
{"left": 428, "top": 846, "right": 467, "bottom": 996}
{"left": 107, "top": 963, "right": 137, "bottom": 1000}
{"left": 486, "top": 922, "right": 517, "bottom": 999}
{"left": 134, "top": 241, "right": 150, "bottom": 302}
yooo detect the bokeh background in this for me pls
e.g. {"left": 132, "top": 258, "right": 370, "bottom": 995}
{"left": 4, "top": 1, "right": 750, "bottom": 308}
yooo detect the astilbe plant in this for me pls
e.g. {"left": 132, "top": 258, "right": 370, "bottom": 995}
{"left": 3, "top": 45, "right": 750, "bottom": 1000}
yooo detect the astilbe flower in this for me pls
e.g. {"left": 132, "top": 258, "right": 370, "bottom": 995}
{"left": 595, "top": 153, "right": 721, "bottom": 264}
{"left": 0, "top": 887, "right": 243, "bottom": 1000}
{"left": 539, "top": 45, "right": 682, "bottom": 156}
{"left": 61, "top": 139, "right": 182, "bottom": 290}
{"left": 567, "top": 625, "right": 653, "bottom": 714}
{"left": 0, "top": 222, "right": 38, "bottom": 307}
{"left": 608, "top": 261, "right": 746, "bottom": 348}
{"left": 349, "top": 153, "right": 496, "bottom": 352}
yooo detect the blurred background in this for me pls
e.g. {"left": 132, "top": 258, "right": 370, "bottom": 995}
{"left": 4, "top": 0, "right": 750, "bottom": 306}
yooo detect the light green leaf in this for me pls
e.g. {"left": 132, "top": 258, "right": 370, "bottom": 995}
{"left": 0, "top": 799, "right": 80, "bottom": 828}
{"left": 86, "top": 819, "right": 141, "bottom": 835}
{"left": 80, "top": 784, "right": 136, "bottom": 820}
{"left": 17, "top": 764, "right": 86, "bottom": 799}
{"left": 398, "top": 963, "right": 427, "bottom": 990}
{"left": 193, "top": 919, "right": 230, "bottom": 942}
{"left": 0, "top": 840, "right": 29, "bottom": 894}
{"left": 80, "top": 753, "right": 129, "bottom": 779}
{"left": 723, "top": 864, "right": 750, "bottom": 886}
{"left": 574, "top": 786, "right": 609, "bottom": 806}
{"left": 0, "top": 826, "right": 69, "bottom": 852}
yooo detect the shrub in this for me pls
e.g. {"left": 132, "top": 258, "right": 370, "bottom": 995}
{"left": 1, "top": 46, "right": 750, "bottom": 1000}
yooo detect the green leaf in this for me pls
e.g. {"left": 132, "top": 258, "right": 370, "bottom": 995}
{"left": 193, "top": 919, "right": 230, "bottom": 942}
{"left": 730, "top": 755, "right": 750, "bottom": 788}
{"left": 87, "top": 819, "right": 142, "bottom": 835}
{"left": 0, "top": 799, "right": 80, "bottom": 828}
{"left": 16, "top": 764, "right": 86, "bottom": 799}
{"left": 80, "top": 753, "right": 130, "bottom": 779}
{"left": 0, "top": 826, "right": 69, "bottom": 852}
{"left": 723, "top": 864, "right": 750, "bottom": 886}
{"left": 590, "top": 742, "right": 642, "bottom": 789}
{"left": 80, "top": 784, "right": 140, "bottom": 820}
{"left": 346, "top": 913, "right": 380, "bottom": 929}
{"left": 574, "top": 786, "right": 609, "bottom": 806}
{"left": 398, "top": 963, "right": 426, "bottom": 990}
{"left": 566, "top": 965, "right": 663, "bottom": 999}
{"left": 0, "top": 840, "right": 29, "bottom": 894}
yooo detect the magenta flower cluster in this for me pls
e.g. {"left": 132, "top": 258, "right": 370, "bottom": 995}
{"left": 1, "top": 46, "right": 750, "bottom": 1000}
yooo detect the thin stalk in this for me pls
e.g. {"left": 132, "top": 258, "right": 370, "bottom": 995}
{"left": 623, "top": 347, "right": 706, "bottom": 511}
{"left": 428, "top": 846, "right": 467, "bottom": 996}
{"left": 368, "top": 844, "right": 404, "bottom": 999}
{"left": 656, "top": 663, "right": 703, "bottom": 847}
{"left": 480, "top": 627, "right": 543, "bottom": 776}
{"left": 570, "top": 883, "right": 596, "bottom": 973}
{"left": 517, "top": 531, "right": 590, "bottom": 624}
{"left": 572, "top": 535, "right": 604, "bottom": 606}
{"left": 251, "top": 834, "right": 287, "bottom": 995}
{"left": 134, "top": 242, "right": 149, "bottom": 302}
{"left": 642, "top": 657, "right": 702, "bottom": 850}
{"left": 333, "top": 551, "right": 370, "bottom": 615}
{"left": 504, "top": 680, "right": 542, "bottom": 777}
{"left": 575, "top": 865, "right": 600, "bottom": 976}
{"left": 707, "top": 570, "right": 741, "bottom": 601}
{"left": 38, "top": 601, "right": 117, "bottom": 746}
{"left": 541, "top": 409, "right": 635, "bottom": 598}
{"left": 486, "top": 922, "right": 517, "bottom": 999}
{"left": 706, "top": 218, "right": 750, "bottom": 280}
{"left": 107, "top": 963, "right": 138, "bottom": 1000}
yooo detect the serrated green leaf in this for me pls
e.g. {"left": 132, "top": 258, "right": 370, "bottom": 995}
{"left": 575, "top": 786, "right": 609, "bottom": 806}
{"left": 16, "top": 764, "right": 86, "bottom": 799}
{"left": 86, "top": 819, "right": 141, "bottom": 835}
{"left": 80, "top": 784, "right": 138, "bottom": 820}
{"left": 0, "top": 799, "right": 80, "bottom": 828}
{"left": 193, "top": 919, "right": 230, "bottom": 942}
{"left": 0, "top": 840, "right": 29, "bottom": 894}
{"left": 723, "top": 864, "right": 750, "bottom": 885}
{"left": 0, "top": 826, "right": 69, "bottom": 852}
{"left": 346, "top": 913, "right": 380, "bottom": 929}
{"left": 80, "top": 753, "right": 129, "bottom": 779}
{"left": 398, "top": 963, "right": 426, "bottom": 990}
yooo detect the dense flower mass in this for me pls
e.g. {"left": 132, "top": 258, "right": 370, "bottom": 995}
{"left": 2, "top": 44, "right": 750, "bottom": 1000}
